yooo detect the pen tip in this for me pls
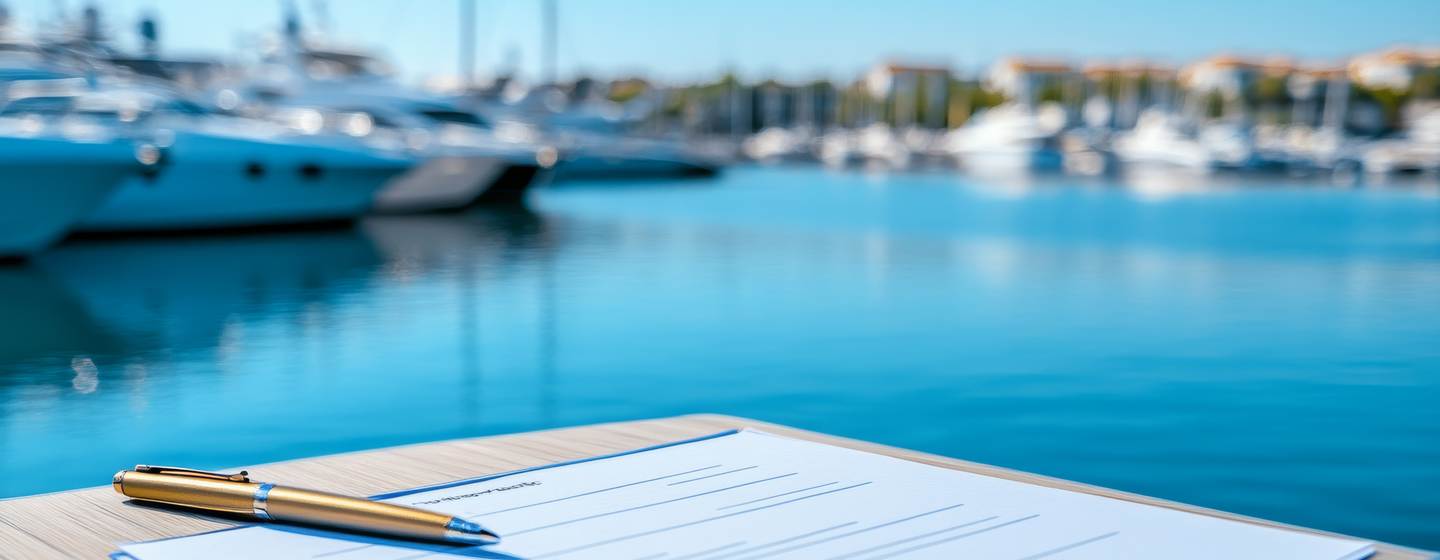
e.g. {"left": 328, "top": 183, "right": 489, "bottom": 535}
{"left": 445, "top": 518, "right": 501, "bottom": 546}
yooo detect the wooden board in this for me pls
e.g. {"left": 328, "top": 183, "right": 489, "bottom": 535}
{"left": 0, "top": 414, "right": 1428, "bottom": 559}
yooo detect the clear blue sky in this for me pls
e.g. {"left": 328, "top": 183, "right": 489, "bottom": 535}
{"left": 9, "top": 0, "right": 1440, "bottom": 84}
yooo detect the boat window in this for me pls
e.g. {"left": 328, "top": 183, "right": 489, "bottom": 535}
{"left": 416, "top": 109, "right": 488, "bottom": 127}
{"left": 0, "top": 96, "right": 75, "bottom": 115}
{"left": 331, "top": 107, "right": 397, "bottom": 128}
{"left": 164, "top": 99, "right": 210, "bottom": 115}
{"left": 302, "top": 51, "right": 392, "bottom": 79}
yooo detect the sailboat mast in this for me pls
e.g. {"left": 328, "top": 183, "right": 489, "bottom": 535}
{"left": 459, "top": 0, "right": 475, "bottom": 89}
{"left": 541, "top": 0, "right": 556, "bottom": 84}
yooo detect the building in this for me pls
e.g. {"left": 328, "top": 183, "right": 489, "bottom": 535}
{"left": 863, "top": 61, "right": 951, "bottom": 128}
{"left": 1178, "top": 55, "right": 1295, "bottom": 99}
{"left": 1348, "top": 47, "right": 1440, "bottom": 91}
{"left": 986, "top": 57, "right": 1074, "bottom": 107}
{"left": 1082, "top": 61, "right": 1175, "bottom": 128}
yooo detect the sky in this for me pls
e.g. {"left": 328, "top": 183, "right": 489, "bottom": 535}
{"left": 6, "top": 0, "right": 1440, "bottom": 85}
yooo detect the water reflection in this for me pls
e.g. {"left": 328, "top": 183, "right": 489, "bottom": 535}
{"left": 361, "top": 208, "right": 558, "bottom": 428}
{"left": 38, "top": 229, "right": 382, "bottom": 354}
{"left": 0, "top": 266, "right": 123, "bottom": 375}
{"left": 0, "top": 208, "right": 566, "bottom": 497}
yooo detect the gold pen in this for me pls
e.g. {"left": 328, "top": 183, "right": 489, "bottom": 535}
{"left": 112, "top": 465, "right": 500, "bottom": 546}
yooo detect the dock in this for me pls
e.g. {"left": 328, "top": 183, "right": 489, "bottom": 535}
{"left": 0, "top": 414, "right": 1429, "bottom": 559}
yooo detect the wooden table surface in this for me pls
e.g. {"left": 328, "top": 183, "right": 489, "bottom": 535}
{"left": 0, "top": 414, "right": 1429, "bottom": 559}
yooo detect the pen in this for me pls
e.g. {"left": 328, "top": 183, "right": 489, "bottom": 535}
{"left": 112, "top": 465, "right": 500, "bottom": 546}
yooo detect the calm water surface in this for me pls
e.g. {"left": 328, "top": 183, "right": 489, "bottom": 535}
{"left": 2, "top": 167, "right": 1438, "bottom": 549}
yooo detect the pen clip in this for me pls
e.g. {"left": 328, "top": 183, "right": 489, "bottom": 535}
{"left": 134, "top": 465, "right": 251, "bottom": 482}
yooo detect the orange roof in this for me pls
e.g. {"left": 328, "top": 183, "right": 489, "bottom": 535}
{"left": 1185, "top": 54, "right": 1293, "bottom": 72}
{"left": 1082, "top": 62, "right": 1175, "bottom": 78}
{"left": 877, "top": 62, "right": 950, "bottom": 75}
{"left": 1295, "top": 64, "right": 1345, "bottom": 79}
{"left": 997, "top": 57, "right": 1073, "bottom": 74}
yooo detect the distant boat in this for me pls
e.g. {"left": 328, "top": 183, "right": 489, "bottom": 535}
{"left": 244, "top": 37, "right": 558, "bottom": 210}
{"left": 1360, "top": 107, "right": 1440, "bottom": 177}
{"left": 548, "top": 130, "right": 720, "bottom": 180}
{"left": 820, "top": 124, "right": 911, "bottom": 170}
{"left": 267, "top": 89, "right": 556, "bottom": 212}
{"left": 742, "top": 127, "right": 816, "bottom": 164}
{"left": 0, "top": 129, "right": 144, "bottom": 258}
{"left": 945, "top": 103, "right": 1065, "bottom": 173}
{"left": 476, "top": 87, "right": 722, "bottom": 181}
{"left": 1110, "top": 110, "right": 1263, "bottom": 171}
{"left": 1270, "top": 126, "right": 1367, "bottom": 176}
{"left": 43, "top": 7, "right": 555, "bottom": 212}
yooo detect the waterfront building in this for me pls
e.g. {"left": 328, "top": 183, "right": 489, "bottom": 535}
{"left": 1348, "top": 47, "right": 1440, "bottom": 91}
{"left": 863, "top": 61, "right": 951, "bottom": 129}
{"left": 986, "top": 57, "right": 1074, "bottom": 108}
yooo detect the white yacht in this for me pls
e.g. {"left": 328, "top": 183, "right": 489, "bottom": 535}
{"left": 819, "top": 124, "right": 911, "bottom": 170}
{"left": 0, "top": 127, "right": 144, "bottom": 258}
{"left": 0, "top": 40, "right": 147, "bottom": 257}
{"left": 265, "top": 88, "right": 556, "bottom": 212}
{"left": 743, "top": 127, "right": 814, "bottom": 163}
{"left": 54, "top": 8, "right": 553, "bottom": 213}
{"left": 229, "top": 26, "right": 555, "bottom": 210}
{"left": 944, "top": 103, "right": 1065, "bottom": 173}
{"left": 3, "top": 82, "right": 412, "bottom": 233}
{"left": 1111, "top": 110, "right": 1258, "bottom": 171}
{"left": 1361, "top": 107, "right": 1440, "bottom": 177}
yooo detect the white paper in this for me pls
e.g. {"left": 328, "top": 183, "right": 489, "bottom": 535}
{"left": 118, "top": 430, "right": 1374, "bottom": 560}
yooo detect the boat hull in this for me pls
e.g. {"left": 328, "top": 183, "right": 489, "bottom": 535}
{"left": 554, "top": 152, "right": 717, "bottom": 180}
{"left": 372, "top": 155, "right": 545, "bottom": 213}
{"left": 956, "top": 148, "right": 1064, "bottom": 173}
{"left": 79, "top": 132, "right": 410, "bottom": 233}
{"left": 0, "top": 138, "right": 139, "bottom": 258}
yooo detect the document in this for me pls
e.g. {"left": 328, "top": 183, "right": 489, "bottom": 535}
{"left": 115, "top": 430, "right": 1374, "bottom": 560}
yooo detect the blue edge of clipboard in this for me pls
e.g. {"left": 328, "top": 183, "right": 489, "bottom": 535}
{"left": 109, "top": 429, "right": 744, "bottom": 560}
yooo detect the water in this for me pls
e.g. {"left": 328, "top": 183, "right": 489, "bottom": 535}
{"left": 1, "top": 167, "right": 1437, "bottom": 549}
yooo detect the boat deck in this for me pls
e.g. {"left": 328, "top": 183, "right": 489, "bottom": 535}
{"left": 0, "top": 414, "right": 1428, "bottom": 559}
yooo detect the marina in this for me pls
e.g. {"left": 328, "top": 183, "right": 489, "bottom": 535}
{"left": 1, "top": 1, "right": 1438, "bottom": 557}
{"left": 1, "top": 4, "right": 1439, "bottom": 256}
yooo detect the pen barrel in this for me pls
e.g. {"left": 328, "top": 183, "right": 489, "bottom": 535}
{"left": 114, "top": 471, "right": 260, "bottom": 515}
{"left": 265, "top": 487, "right": 454, "bottom": 542}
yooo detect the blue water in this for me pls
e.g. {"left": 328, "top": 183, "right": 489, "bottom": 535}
{"left": 1, "top": 167, "right": 1437, "bottom": 549}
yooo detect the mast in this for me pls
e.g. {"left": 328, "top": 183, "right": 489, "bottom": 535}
{"left": 138, "top": 11, "right": 159, "bottom": 56}
{"left": 459, "top": 0, "right": 475, "bottom": 89}
{"left": 541, "top": 0, "right": 556, "bottom": 85}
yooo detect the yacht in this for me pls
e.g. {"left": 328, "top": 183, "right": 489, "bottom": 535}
{"left": 225, "top": 23, "right": 556, "bottom": 209}
{"left": 47, "top": 7, "right": 553, "bottom": 213}
{"left": 742, "top": 127, "right": 817, "bottom": 164}
{"left": 819, "top": 124, "right": 911, "bottom": 170}
{"left": 1275, "top": 126, "right": 1367, "bottom": 176}
{"left": 4, "top": 80, "right": 412, "bottom": 233}
{"left": 0, "top": 39, "right": 147, "bottom": 257}
{"left": 265, "top": 89, "right": 556, "bottom": 212}
{"left": 480, "top": 85, "right": 720, "bottom": 180}
{"left": 944, "top": 103, "right": 1065, "bottom": 173}
{"left": 0, "top": 125, "right": 146, "bottom": 258}
{"left": 1361, "top": 107, "right": 1440, "bottom": 177}
{"left": 550, "top": 131, "right": 719, "bottom": 180}
{"left": 1111, "top": 110, "right": 1259, "bottom": 171}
